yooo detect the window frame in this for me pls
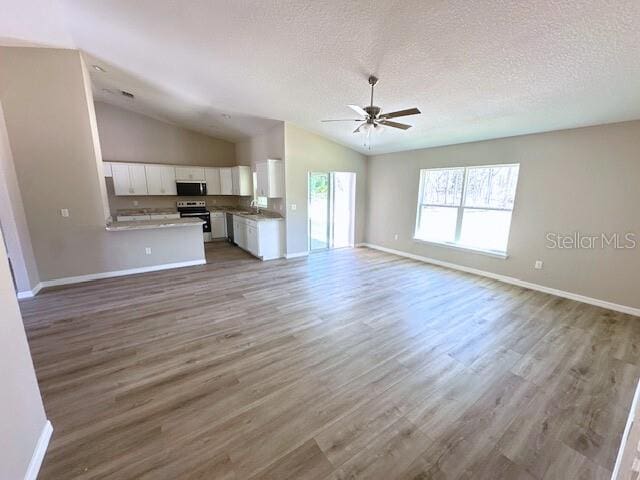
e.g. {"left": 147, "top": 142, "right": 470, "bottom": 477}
{"left": 413, "top": 163, "right": 520, "bottom": 258}
{"left": 252, "top": 171, "right": 268, "bottom": 208}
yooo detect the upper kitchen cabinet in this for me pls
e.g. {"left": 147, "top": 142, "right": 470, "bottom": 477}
{"left": 205, "top": 167, "right": 221, "bottom": 195}
{"left": 112, "top": 163, "right": 148, "bottom": 196}
{"left": 145, "top": 165, "right": 177, "bottom": 195}
{"left": 175, "top": 166, "right": 205, "bottom": 181}
{"left": 256, "top": 159, "right": 284, "bottom": 198}
{"left": 220, "top": 168, "right": 233, "bottom": 195}
{"left": 232, "top": 166, "right": 252, "bottom": 196}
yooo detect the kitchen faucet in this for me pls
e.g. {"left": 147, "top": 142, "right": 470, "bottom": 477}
{"left": 249, "top": 199, "right": 261, "bottom": 214}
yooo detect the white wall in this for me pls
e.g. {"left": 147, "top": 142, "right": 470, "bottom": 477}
{"left": 0, "top": 227, "right": 48, "bottom": 480}
{"left": 284, "top": 123, "right": 367, "bottom": 255}
{"left": 366, "top": 120, "right": 640, "bottom": 311}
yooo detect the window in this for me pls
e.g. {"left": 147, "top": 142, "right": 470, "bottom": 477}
{"left": 252, "top": 172, "right": 268, "bottom": 208}
{"left": 414, "top": 164, "right": 520, "bottom": 255}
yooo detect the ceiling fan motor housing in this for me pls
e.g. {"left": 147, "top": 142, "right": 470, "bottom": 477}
{"left": 364, "top": 105, "right": 381, "bottom": 119}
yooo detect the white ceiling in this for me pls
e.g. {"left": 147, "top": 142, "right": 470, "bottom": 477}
{"left": 3, "top": 0, "right": 640, "bottom": 153}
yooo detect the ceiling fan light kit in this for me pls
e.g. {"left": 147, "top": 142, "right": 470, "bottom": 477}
{"left": 321, "top": 75, "right": 421, "bottom": 149}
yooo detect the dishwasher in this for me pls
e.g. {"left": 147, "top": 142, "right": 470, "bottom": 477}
{"left": 226, "top": 212, "right": 235, "bottom": 244}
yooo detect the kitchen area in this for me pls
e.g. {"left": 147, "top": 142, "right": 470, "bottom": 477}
{"left": 104, "top": 159, "right": 285, "bottom": 262}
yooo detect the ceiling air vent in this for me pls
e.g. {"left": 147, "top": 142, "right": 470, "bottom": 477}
{"left": 120, "top": 90, "right": 134, "bottom": 99}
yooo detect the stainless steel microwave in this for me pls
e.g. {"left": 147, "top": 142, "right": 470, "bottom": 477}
{"left": 176, "top": 181, "right": 207, "bottom": 196}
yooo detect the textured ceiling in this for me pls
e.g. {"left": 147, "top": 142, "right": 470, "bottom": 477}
{"left": 3, "top": 0, "right": 640, "bottom": 152}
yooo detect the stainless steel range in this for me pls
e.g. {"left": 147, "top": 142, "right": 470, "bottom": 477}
{"left": 177, "top": 201, "right": 212, "bottom": 242}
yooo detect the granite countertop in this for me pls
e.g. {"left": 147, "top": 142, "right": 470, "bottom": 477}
{"left": 106, "top": 218, "right": 204, "bottom": 231}
{"left": 231, "top": 212, "right": 284, "bottom": 222}
{"left": 208, "top": 206, "right": 284, "bottom": 222}
{"left": 116, "top": 208, "right": 179, "bottom": 216}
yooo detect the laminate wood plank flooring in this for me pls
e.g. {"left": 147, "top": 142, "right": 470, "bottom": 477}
{"left": 19, "top": 243, "right": 639, "bottom": 479}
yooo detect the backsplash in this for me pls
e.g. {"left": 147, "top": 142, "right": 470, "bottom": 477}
{"left": 106, "top": 178, "right": 285, "bottom": 216}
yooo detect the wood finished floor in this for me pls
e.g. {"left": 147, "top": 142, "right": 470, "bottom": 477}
{"left": 20, "top": 243, "right": 639, "bottom": 479}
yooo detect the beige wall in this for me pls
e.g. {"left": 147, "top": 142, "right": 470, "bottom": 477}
{"left": 0, "top": 47, "right": 205, "bottom": 283}
{"left": 96, "top": 102, "right": 243, "bottom": 215}
{"left": 284, "top": 123, "right": 367, "bottom": 255}
{"left": 235, "top": 122, "right": 286, "bottom": 214}
{"left": 0, "top": 100, "right": 39, "bottom": 293}
{"left": 95, "top": 101, "right": 235, "bottom": 166}
{"left": 0, "top": 227, "right": 48, "bottom": 480}
{"left": 366, "top": 120, "right": 640, "bottom": 310}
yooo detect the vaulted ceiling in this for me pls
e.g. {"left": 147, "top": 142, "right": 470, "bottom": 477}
{"left": 2, "top": 0, "right": 640, "bottom": 153}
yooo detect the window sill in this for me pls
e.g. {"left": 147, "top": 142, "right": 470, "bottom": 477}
{"left": 412, "top": 237, "right": 509, "bottom": 259}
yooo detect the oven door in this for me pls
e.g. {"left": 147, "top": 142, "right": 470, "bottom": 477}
{"left": 180, "top": 212, "right": 211, "bottom": 233}
{"left": 176, "top": 182, "right": 207, "bottom": 196}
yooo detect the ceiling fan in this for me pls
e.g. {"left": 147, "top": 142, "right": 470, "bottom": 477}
{"left": 321, "top": 75, "right": 421, "bottom": 141}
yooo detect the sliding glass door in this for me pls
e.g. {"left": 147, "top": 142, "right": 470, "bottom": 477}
{"left": 309, "top": 172, "right": 330, "bottom": 251}
{"left": 308, "top": 171, "right": 356, "bottom": 252}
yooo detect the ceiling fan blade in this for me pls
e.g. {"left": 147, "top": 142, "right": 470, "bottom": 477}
{"left": 353, "top": 123, "right": 365, "bottom": 133}
{"left": 347, "top": 104, "right": 368, "bottom": 117}
{"left": 321, "top": 119, "right": 363, "bottom": 122}
{"left": 379, "top": 120, "right": 412, "bottom": 130}
{"left": 379, "top": 107, "right": 421, "bottom": 119}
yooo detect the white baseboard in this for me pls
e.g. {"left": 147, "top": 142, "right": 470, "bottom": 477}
{"left": 35, "top": 259, "right": 207, "bottom": 290}
{"left": 360, "top": 243, "right": 640, "bottom": 317}
{"left": 17, "top": 282, "right": 43, "bottom": 299}
{"left": 285, "top": 251, "right": 309, "bottom": 259}
{"left": 24, "top": 420, "right": 52, "bottom": 480}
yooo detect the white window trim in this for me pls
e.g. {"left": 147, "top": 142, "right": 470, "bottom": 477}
{"left": 412, "top": 237, "right": 509, "bottom": 259}
{"left": 413, "top": 163, "right": 519, "bottom": 257}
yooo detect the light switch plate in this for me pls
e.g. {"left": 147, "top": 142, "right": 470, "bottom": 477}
{"left": 145, "top": 247, "right": 152, "bottom": 255}
{"left": 291, "top": 204, "right": 297, "bottom": 211}
{"left": 60, "top": 208, "right": 69, "bottom": 217}
{"left": 534, "top": 260, "right": 543, "bottom": 270}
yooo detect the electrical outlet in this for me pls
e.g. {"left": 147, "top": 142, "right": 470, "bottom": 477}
{"left": 394, "top": 233, "right": 399, "bottom": 240}
{"left": 534, "top": 260, "right": 543, "bottom": 270}
{"left": 145, "top": 247, "right": 152, "bottom": 255}
{"left": 291, "top": 204, "right": 297, "bottom": 211}
{"left": 133, "top": 200, "right": 139, "bottom": 206}
{"left": 60, "top": 208, "right": 69, "bottom": 217}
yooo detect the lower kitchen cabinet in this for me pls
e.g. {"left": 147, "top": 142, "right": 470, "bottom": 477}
{"left": 232, "top": 215, "right": 284, "bottom": 260}
{"left": 211, "top": 212, "right": 226, "bottom": 238}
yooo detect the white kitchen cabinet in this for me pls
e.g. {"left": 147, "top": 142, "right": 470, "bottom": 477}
{"left": 205, "top": 168, "right": 221, "bottom": 195}
{"left": 210, "top": 212, "right": 226, "bottom": 238}
{"left": 255, "top": 159, "right": 283, "bottom": 198}
{"left": 233, "top": 217, "right": 245, "bottom": 247}
{"left": 175, "top": 166, "right": 205, "bottom": 181}
{"left": 112, "top": 163, "right": 148, "bottom": 196}
{"left": 103, "top": 162, "right": 113, "bottom": 177}
{"left": 232, "top": 215, "right": 284, "bottom": 260}
{"left": 246, "top": 223, "right": 258, "bottom": 255}
{"left": 145, "top": 165, "right": 177, "bottom": 195}
{"left": 232, "top": 166, "right": 252, "bottom": 196}
{"left": 220, "top": 168, "right": 233, "bottom": 195}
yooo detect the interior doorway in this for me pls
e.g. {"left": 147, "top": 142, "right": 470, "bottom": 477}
{"left": 308, "top": 171, "right": 356, "bottom": 252}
